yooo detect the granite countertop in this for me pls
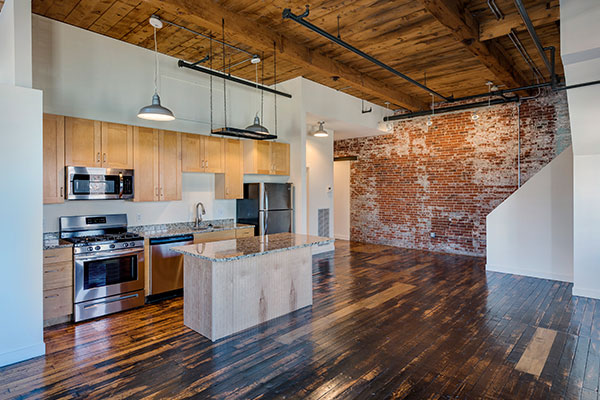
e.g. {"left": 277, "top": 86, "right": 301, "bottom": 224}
{"left": 43, "top": 233, "right": 73, "bottom": 250}
{"left": 172, "top": 233, "right": 334, "bottom": 262}
{"left": 129, "top": 220, "right": 255, "bottom": 239}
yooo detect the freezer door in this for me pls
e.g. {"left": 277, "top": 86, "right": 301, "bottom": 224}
{"left": 260, "top": 209, "right": 293, "bottom": 235}
{"left": 263, "top": 183, "right": 292, "bottom": 210}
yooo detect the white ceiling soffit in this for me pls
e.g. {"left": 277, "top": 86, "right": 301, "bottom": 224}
{"left": 306, "top": 112, "right": 390, "bottom": 141}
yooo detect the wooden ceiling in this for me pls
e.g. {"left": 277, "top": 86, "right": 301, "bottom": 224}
{"left": 31, "top": 0, "right": 562, "bottom": 111}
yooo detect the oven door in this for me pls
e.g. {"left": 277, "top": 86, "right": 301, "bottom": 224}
{"left": 74, "top": 248, "right": 144, "bottom": 304}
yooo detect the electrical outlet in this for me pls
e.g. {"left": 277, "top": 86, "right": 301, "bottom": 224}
{"left": 430, "top": 232, "right": 436, "bottom": 238}
{"left": 136, "top": 213, "right": 142, "bottom": 223}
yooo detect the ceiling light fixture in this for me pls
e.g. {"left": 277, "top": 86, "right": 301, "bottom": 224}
{"left": 137, "top": 16, "right": 175, "bottom": 121}
{"left": 314, "top": 121, "right": 328, "bottom": 137}
{"left": 245, "top": 52, "right": 269, "bottom": 135}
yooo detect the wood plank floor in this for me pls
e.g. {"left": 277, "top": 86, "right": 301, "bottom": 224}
{"left": 2, "top": 240, "right": 600, "bottom": 399}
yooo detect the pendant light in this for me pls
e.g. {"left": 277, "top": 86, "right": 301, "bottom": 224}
{"left": 245, "top": 53, "right": 269, "bottom": 134}
{"left": 313, "top": 121, "right": 328, "bottom": 137}
{"left": 137, "top": 16, "right": 175, "bottom": 121}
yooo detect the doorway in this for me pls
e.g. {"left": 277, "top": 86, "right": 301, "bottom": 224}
{"left": 333, "top": 160, "right": 351, "bottom": 240}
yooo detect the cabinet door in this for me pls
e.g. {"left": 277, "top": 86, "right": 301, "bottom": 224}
{"left": 159, "top": 130, "right": 182, "bottom": 201}
{"left": 43, "top": 114, "right": 65, "bottom": 204}
{"left": 215, "top": 139, "right": 243, "bottom": 199}
{"left": 204, "top": 136, "right": 225, "bottom": 173}
{"left": 181, "top": 133, "right": 204, "bottom": 172}
{"left": 133, "top": 127, "right": 159, "bottom": 202}
{"left": 271, "top": 142, "right": 290, "bottom": 175}
{"left": 65, "top": 117, "right": 101, "bottom": 167}
{"left": 101, "top": 122, "right": 133, "bottom": 169}
{"left": 256, "top": 141, "right": 272, "bottom": 174}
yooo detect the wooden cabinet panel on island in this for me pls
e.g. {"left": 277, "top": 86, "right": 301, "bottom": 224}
{"left": 215, "top": 138, "right": 243, "bottom": 199}
{"left": 182, "top": 134, "right": 225, "bottom": 173}
{"left": 43, "top": 114, "right": 65, "bottom": 204}
{"left": 243, "top": 141, "right": 290, "bottom": 175}
{"left": 101, "top": 122, "right": 134, "bottom": 169}
{"left": 65, "top": 117, "right": 101, "bottom": 167}
{"left": 133, "top": 128, "right": 181, "bottom": 202}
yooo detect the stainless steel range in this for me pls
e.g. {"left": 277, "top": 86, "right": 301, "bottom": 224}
{"left": 60, "top": 214, "right": 145, "bottom": 322}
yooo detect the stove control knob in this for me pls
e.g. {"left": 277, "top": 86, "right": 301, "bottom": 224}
{"left": 130, "top": 242, "right": 135, "bottom": 247}
{"left": 109, "top": 244, "right": 116, "bottom": 249}
{"left": 95, "top": 246, "right": 101, "bottom": 251}
{"left": 87, "top": 246, "right": 94, "bottom": 252}
{"left": 123, "top": 242, "right": 129, "bottom": 248}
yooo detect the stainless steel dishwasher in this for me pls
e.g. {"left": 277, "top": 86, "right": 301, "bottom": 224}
{"left": 148, "top": 234, "right": 194, "bottom": 300}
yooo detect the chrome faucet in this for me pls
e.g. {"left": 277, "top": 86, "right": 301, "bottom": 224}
{"left": 194, "top": 202, "right": 206, "bottom": 228}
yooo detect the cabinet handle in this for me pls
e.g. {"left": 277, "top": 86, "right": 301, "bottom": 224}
{"left": 161, "top": 187, "right": 164, "bottom": 197}
{"left": 205, "top": 160, "right": 208, "bottom": 168}
{"left": 97, "top": 152, "right": 101, "bottom": 163}
{"left": 103, "top": 153, "right": 107, "bottom": 163}
{"left": 60, "top": 187, "right": 63, "bottom": 197}
{"left": 44, "top": 269, "right": 59, "bottom": 274}
{"left": 45, "top": 294, "right": 59, "bottom": 299}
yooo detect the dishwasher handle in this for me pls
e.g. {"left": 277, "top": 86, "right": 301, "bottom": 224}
{"left": 149, "top": 234, "right": 194, "bottom": 245}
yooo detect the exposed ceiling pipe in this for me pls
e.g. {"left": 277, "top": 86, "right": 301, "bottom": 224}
{"left": 383, "top": 97, "right": 520, "bottom": 122}
{"left": 512, "top": 0, "right": 554, "bottom": 76}
{"left": 487, "top": 0, "right": 504, "bottom": 20}
{"left": 282, "top": 5, "right": 452, "bottom": 102}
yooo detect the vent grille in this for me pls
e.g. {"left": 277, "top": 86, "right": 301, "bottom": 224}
{"left": 318, "top": 208, "right": 330, "bottom": 237}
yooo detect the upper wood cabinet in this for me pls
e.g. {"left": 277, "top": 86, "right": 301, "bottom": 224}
{"left": 133, "top": 128, "right": 182, "bottom": 202}
{"left": 133, "top": 127, "right": 159, "bottom": 202}
{"left": 65, "top": 118, "right": 133, "bottom": 169}
{"left": 43, "top": 114, "right": 65, "bottom": 204}
{"left": 243, "top": 141, "right": 290, "bottom": 176}
{"left": 159, "top": 130, "right": 182, "bottom": 201}
{"left": 65, "top": 117, "right": 101, "bottom": 167}
{"left": 215, "top": 139, "right": 243, "bottom": 199}
{"left": 101, "top": 122, "right": 134, "bottom": 168}
{"left": 182, "top": 134, "right": 225, "bottom": 173}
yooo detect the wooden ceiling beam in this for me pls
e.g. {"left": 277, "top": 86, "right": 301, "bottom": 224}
{"left": 479, "top": 1, "right": 560, "bottom": 41}
{"left": 140, "top": 0, "right": 427, "bottom": 111}
{"left": 420, "top": 0, "right": 529, "bottom": 89}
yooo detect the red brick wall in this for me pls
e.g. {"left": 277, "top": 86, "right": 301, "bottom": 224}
{"left": 334, "top": 92, "right": 570, "bottom": 256}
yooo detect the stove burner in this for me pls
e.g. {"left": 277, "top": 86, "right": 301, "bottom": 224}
{"left": 65, "top": 232, "right": 143, "bottom": 246}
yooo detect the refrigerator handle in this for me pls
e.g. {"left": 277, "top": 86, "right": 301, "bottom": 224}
{"left": 259, "top": 182, "right": 265, "bottom": 211}
{"left": 291, "top": 184, "right": 295, "bottom": 233}
{"left": 259, "top": 210, "right": 268, "bottom": 236}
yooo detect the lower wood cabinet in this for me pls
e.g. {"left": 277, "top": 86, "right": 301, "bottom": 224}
{"left": 43, "top": 247, "right": 73, "bottom": 326}
{"left": 193, "top": 229, "right": 236, "bottom": 244}
{"left": 236, "top": 227, "right": 255, "bottom": 238}
{"left": 215, "top": 139, "right": 244, "bottom": 199}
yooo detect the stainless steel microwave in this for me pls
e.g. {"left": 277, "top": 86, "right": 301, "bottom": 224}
{"left": 66, "top": 166, "right": 134, "bottom": 200}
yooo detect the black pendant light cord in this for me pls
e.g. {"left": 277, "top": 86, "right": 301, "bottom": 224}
{"left": 274, "top": 41, "right": 277, "bottom": 136}
{"left": 222, "top": 19, "right": 227, "bottom": 128}
{"left": 261, "top": 51, "right": 264, "bottom": 123}
{"left": 153, "top": 27, "right": 159, "bottom": 95}
{"left": 209, "top": 35, "right": 213, "bottom": 132}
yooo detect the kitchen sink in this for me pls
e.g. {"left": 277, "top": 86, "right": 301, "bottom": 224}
{"left": 192, "top": 225, "right": 223, "bottom": 231}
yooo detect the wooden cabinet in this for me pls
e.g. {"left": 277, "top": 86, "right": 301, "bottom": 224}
{"left": 159, "top": 130, "right": 182, "bottom": 201}
{"left": 65, "top": 118, "right": 133, "bottom": 168}
{"left": 133, "top": 128, "right": 181, "bottom": 202}
{"left": 215, "top": 139, "right": 243, "bottom": 199}
{"left": 193, "top": 229, "right": 236, "bottom": 244}
{"left": 243, "top": 141, "right": 290, "bottom": 176}
{"left": 43, "top": 114, "right": 65, "bottom": 204}
{"left": 65, "top": 117, "right": 101, "bottom": 167}
{"left": 133, "top": 127, "right": 159, "bottom": 202}
{"left": 101, "top": 122, "right": 134, "bottom": 168}
{"left": 43, "top": 247, "right": 73, "bottom": 326}
{"left": 182, "top": 134, "right": 225, "bottom": 173}
{"left": 236, "top": 227, "right": 255, "bottom": 238}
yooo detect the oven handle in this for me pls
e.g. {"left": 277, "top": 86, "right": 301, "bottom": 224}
{"left": 82, "top": 293, "right": 140, "bottom": 309}
{"left": 75, "top": 248, "right": 144, "bottom": 262}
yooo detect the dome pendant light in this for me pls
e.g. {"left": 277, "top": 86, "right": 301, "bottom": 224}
{"left": 137, "top": 17, "right": 175, "bottom": 122}
{"left": 245, "top": 56, "right": 269, "bottom": 135}
{"left": 313, "top": 121, "right": 328, "bottom": 137}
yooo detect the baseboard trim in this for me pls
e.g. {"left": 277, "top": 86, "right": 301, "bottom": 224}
{"left": 0, "top": 341, "right": 46, "bottom": 368}
{"left": 486, "top": 264, "right": 573, "bottom": 283}
{"left": 334, "top": 234, "right": 350, "bottom": 241}
{"left": 572, "top": 286, "right": 600, "bottom": 300}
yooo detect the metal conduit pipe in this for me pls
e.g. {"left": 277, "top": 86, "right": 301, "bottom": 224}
{"left": 512, "top": 0, "right": 553, "bottom": 76}
{"left": 282, "top": 5, "right": 452, "bottom": 102}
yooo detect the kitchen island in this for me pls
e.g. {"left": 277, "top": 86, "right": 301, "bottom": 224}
{"left": 172, "top": 233, "right": 333, "bottom": 341}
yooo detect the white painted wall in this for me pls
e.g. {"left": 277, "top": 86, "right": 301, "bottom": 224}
{"left": 486, "top": 147, "right": 573, "bottom": 282}
{"left": 561, "top": 0, "right": 600, "bottom": 298}
{"left": 32, "top": 15, "right": 303, "bottom": 233}
{"left": 0, "top": 0, "right": 45, "bottom": 367}
{"left": 333, "top": 160, "right": 351, "bottom": 240}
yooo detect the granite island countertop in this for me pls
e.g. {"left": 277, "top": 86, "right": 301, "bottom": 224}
{"left": 172, "top": 232, "right": 333, "bottom": 262}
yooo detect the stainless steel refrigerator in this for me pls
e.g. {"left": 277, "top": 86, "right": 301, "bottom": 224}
{"left": 236, "top": 183, "right": 294, "bottom": 236}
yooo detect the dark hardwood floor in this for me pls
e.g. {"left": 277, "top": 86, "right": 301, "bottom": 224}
{"left": 1, "top": 240, "right": 599, "bottom": 399}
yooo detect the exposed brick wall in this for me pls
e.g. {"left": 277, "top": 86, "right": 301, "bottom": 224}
{"left": 334, "top": 91, "right": 571, "bottom": 256}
